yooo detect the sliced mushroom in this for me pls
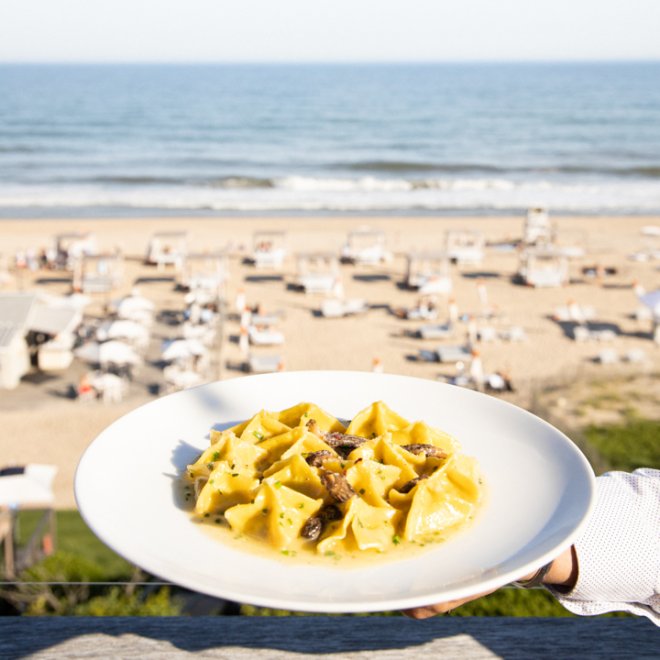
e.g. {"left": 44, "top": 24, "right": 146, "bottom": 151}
{"left": 301, "top": 516, "right": 323, "bottom": 540}
{"left": 323, "top": 432, "right": 368, "bottom": 457}
{"left": 398, "top": 474, "right": 429, "bottom": 494}
{"left": 305, "top": 450, "right": 336, "bottom": 467}
{"left": 402, "top": 444, "right": 448, "bottom": 460}
{"left": 305, "top": 418, "right": 323, "bottom": 438}
{"left": 320, "top": 470, "right": 356, "bottom": 503}
{"left": 300, "top": 504, "right": 344, "bottom": 541}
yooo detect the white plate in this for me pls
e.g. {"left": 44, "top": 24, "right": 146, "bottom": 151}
{"left": 75, "top": 371, "right": 595, "bottom": 613}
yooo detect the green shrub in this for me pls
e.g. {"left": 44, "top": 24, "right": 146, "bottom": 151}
{"left": 585, "top": 418, "right": 660, "bottom": 472}
{"left": 73, "top": 587, "right": 181, "bottom": 616}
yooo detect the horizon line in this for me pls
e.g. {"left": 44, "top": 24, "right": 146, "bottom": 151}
{"left": 1, "top": 58, "right": 660, "bottom": 66}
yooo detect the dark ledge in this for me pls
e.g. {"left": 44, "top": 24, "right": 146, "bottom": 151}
{"left": 0, "top": 616, "right": 657, "bottom": 659}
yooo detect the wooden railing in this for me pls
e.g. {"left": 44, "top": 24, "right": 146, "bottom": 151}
{"left": 0, "top": 616, "right": 656, "bottom": 659}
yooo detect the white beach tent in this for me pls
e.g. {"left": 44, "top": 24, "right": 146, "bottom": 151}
{"left": 406, "top": 251, "right": 452, "bottom": 295}
{"left": 75, "top": 340, "right": 141, "bottom": 366}
{"left": 523, "top": 208, "right": 554, "bottom": 245}
{"left": 295, "top": 252, "right": 340, "bottom": 294}
{"left": 0, "top": 292, "right": 83, "bottom": 385}
{"left": 73, "top": 252, "right": 124, "bottom": 294}
{"left": 179, "top": 251, "right": 229, "bottom": 295}
{"left": 33, "top": 296, "right": 82, "bottom": 372}
{"left": 53, "top": 232, "right": 98, "bottom": 269}
{"left": 445, "top": 230, "right": 485, "bottom": 265}
{"left": 340, "top": 227, "right": 391, "bottom": 265}
{"left": 639, "top": 289, "right": 660, "bottom": 318}
{"left": 0, "top": 295, "right": 32, "bottom": 389}
{"left": 251, "top": 231, "right": 287, "bottom": 269}
{"left": 145, "top": 231, "right": 188, "bottom": 270}
{"left": 518, "top": 247, "right": 569, "bottom": 288}
{"left": 0, "top": 464, "right": 57, "bottom": 509}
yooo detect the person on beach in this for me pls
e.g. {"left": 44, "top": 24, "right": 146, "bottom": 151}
{"left": 405, "top": 468, "right": 660, "bottom": 625}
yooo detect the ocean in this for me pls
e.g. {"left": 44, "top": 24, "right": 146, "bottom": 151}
{"left": 1, "top": 62, "right": 660, "bottom": 217}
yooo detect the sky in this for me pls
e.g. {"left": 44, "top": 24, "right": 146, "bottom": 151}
{"left": 1, "top": 0, "right": 660, "bottom": 63}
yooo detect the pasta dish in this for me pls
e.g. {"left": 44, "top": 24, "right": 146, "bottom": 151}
{"left": 184, "top": 401, "right": 484, "bottom": 558}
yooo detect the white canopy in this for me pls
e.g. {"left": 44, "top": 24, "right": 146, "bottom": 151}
{"left": 0, "top": 464, "right": 57, "bottom": 507}
{"left": 639, "top": 290, "right": 660, "bottom": 317}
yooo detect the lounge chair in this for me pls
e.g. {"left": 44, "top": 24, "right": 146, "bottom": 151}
{"left": 247, "top": 353, "right": 283, "bottom": 373}
{"left": 248, "top": 325, "right": 285, "bottom": 346}
{"left": 596, "top": 349, "right": 618, "bottom": 364}
{"left": 573, "top": 326, "right": 617, "bottom": 342}
{"left": 321, "top": 298, "right": 368, "bottom": 318}
{"left": 417, "top": 323, "right": 453, "bottom": 340}
{"left": 435, "top": 345, "right": 472, "bottom": 363}
{"left": 500, "top": 326, "right": 526, "bottom": 342}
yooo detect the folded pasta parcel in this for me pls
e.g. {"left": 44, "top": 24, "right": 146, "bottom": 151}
{"left": 185, "top": 401, "right": 484, "bottom": 558}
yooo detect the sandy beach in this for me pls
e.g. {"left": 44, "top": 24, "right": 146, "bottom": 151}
{"left": 1, "top": 214, "right": 659, "bottom": 507}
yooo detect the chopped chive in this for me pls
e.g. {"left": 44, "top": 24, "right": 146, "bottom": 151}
{"left": 253, "top": 430, "right": 264, "bottom": 441}
{"left": 212, "top": 452, "right": 220, "bottom": 461}
{"left": 392, "top": 534, "right": 401, "bottom": 545}
{"left": 274, "top": 480, "right": 282, "bottom": 489}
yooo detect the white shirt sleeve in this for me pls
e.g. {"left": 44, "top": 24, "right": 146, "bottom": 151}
{"left": 549, "top": 468, "right": 660, "bottom": 625}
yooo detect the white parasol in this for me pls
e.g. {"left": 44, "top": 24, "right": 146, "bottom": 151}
{"left": 75, "top": 340, "right": 141, "bottom": 365}
{"left": 114, "top": 294, "right": 155, "bottom": 317}
{"left": 161, "top": 338, "right": 207, "bottom": 361}
{"left": 97, "top": 319, "right": 149, "bottom": 344}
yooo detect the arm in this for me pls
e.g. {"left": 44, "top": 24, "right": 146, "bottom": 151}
{"left": 406, "top": 468, "right": 660, "bottom": 624}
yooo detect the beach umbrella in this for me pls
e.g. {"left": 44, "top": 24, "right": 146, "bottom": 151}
{"left": 97, "top": 319, "right": 149, "bottom": 343}
{"left": 75, "top": 340, "right": 141, "bottom": 366}
{"left": 639, "top": 290, "right": 660, "bottom": 317}
{"left": 114, "top": 294, "right": 155, "bottom": 317}
{"left": 161, "top": 338, "right": 207, "bottom": 361}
